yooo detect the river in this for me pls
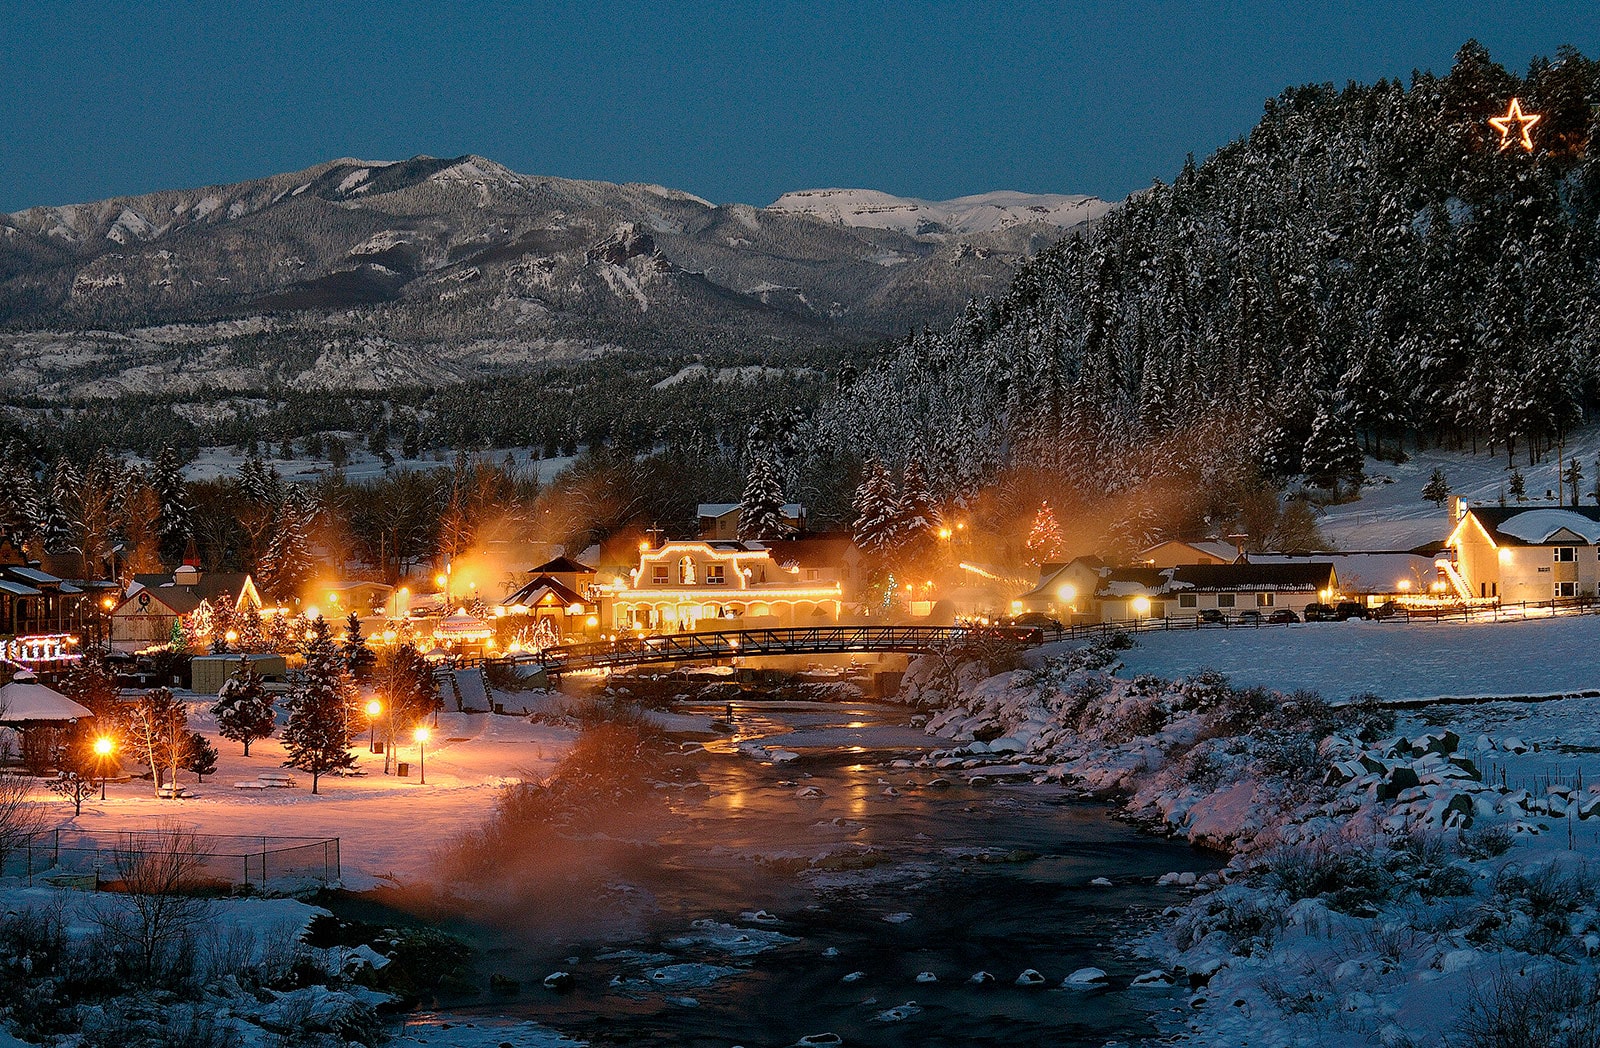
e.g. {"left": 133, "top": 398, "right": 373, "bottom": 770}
{"left": 392, "top": 695, "right": 1219, "bottom": 1047}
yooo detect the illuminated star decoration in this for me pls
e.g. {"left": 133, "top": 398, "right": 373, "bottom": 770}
{"left": 1488, "top": 97, "right": 1541, "bottom": 153}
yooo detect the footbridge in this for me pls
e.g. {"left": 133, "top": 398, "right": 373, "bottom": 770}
{"left": 499, "top": 624, "right": 1053, "bottom": 678}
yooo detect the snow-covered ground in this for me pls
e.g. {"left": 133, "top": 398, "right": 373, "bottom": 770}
{"left": 50, "top": 700, "right": 578, "bottom": 890}
{"left": 902, "top": 635, "right": 1600, "bottom": 1047}
{"left": 176, "top": 445, "right": 577, "bottom": 485}
{"left": 1322, "top": 428, "right": 1600, "bottom": 551}
{"left": 1118, "top": 612, "right": 1600, "bottom": 701}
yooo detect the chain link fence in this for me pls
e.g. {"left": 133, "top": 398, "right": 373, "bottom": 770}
{"left": 1, "top": 829, "right": 340, "bottom": 891}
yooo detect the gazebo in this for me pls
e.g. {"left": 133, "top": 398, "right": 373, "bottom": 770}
{"left": 0, "top": 670, "right": 95, "bottom": 771}
{"left": 0, "top": 670, "right": 94, "bottom": 727}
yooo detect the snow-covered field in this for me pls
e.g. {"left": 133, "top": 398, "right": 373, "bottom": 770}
{"left": 1118, "top": 612, "right": 1600, "bottom": 701}
{"left": 176, "top": 445, "right": 577, "bottom": 485}
{"left": 52, "top": 701, "right": 578, "bottom": 890}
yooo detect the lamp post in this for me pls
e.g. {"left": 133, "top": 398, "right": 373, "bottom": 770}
{"left": 93, "top": 736, "right": 114, "bottom": 800}
{"left": 414, "top": 725, "right": 429, "bottom": 784}
{"left": 365, "top": 699, "right": 382, "bottom": 753}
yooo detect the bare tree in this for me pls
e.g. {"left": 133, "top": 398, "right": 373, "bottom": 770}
{"left": 0, "top": 773, "right": 49, "bottom": 874}
{"left": 91, "top": 821, "right": 216, "bottom": 985}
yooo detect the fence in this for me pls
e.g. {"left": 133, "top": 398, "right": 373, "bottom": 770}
{"left": 2, "top": 829, "right": 340, "bottom": 891}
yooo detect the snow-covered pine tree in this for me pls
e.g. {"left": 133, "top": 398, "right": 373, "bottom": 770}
{"left": 738, "top": 456, "right": 790, "bottom": 540}
{"left": 212, "top": 656, "right": 276, "bottom": 756}
{"left": 149, "top": 445, "right": 193, "bottom": 566}
{"left": 894, "top": 455, "right": 938, "bottom": 551}
{"left": 851, "top": 460, "right": 900, "bottom": 558}
{"left": 280, "top": 616, "right": 356, "bottom": 794}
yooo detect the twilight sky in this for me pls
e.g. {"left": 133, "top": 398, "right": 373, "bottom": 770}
{"left": 3, "top": 1, "right": 1596, "bottom": 213}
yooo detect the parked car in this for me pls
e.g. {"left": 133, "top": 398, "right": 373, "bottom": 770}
{"left": 1268, "top": 609, "right": 1301, "bottom": 624}
{"left": 1370, "top": 600, "right": 1403, "bottom": 620}
{"left": 1236, "top": 610, "right": 1263, "bottom": 626}
{"left": 1006, "top": 612, "right": 1062, "bottom": 630}
{"left": 1303, "top": 603, "right": 1336, "bottom": 622}
{"left": 1334, "top": 601, "right": 1368, "bottom": 621}
{"left": 1197, "top": 608, "right": 1227, "bottom": 624}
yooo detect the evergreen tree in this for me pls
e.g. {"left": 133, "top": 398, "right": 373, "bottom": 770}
{"left": 1025, "top": 502, "right": 1065, "bottom": 566}
{"left": 894, "top": 455, "right": 938, "bottom": 549}
{"left": 280, "top": 617, "right": 356, "bottom": 794}
{"left": 341, "top": 611, "right": 374, "bottom": 677}
{"left": 851, "top": 460, "right": 901, "bottom": 558}
{"left": 1508, "top": 468, "right": 1527, "bottom": 501}
{"left": 149, "top": 445, "right": 193, "bottom": 566}
{"left": 1564, "top": 457, "right": 1584, "bottom": 506}
{"left": 738, "top": 456, "right": 789, "bottom": 540}
{"left": 212, "top": 656, "right": 276, "bottom": 756}
{"left": 1422, "top": 467, "right": 1451, "bottom": 507}
{"left": 182, "top": 732, "right": 218, "bottom": 782}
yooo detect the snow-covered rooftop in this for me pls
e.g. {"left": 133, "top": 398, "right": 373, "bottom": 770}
{"left": 1492, "top": 508, "right": 1600, "bottom": 544}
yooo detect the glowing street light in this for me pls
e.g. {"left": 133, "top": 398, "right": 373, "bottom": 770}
{"left": 1131, "top": 595, "right": 1152, "bottom": 618}
{"left": 93, "top": 736, "right": 114, "bottom": 800}
{"left": 365, "top": 699, "right": 382, "bottom": 753}
{"left": 414, "top": 726, "right": 430, "bottom": 784}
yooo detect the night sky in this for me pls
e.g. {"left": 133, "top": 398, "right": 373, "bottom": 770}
{"left": 3, "top": 1, "right": 1596, "bottom": 212}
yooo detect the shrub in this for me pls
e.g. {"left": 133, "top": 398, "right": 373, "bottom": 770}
{"left": 1266, "top": 841, "right": 1391, "bottom": 914}
{"left": 1459, "top": 824, "right": 1516, "bottom": 860}
{"left": 1457, "top": 966, "right": 1600, "bottom": 1048}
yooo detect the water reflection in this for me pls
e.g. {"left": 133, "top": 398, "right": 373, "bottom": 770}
{"left": 434, "top": 697, "right": 1218, "bottom": 1047}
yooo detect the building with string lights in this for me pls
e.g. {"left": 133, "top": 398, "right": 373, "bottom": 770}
{"left": 606, "top": 539, "right": 843, "bottom": 632}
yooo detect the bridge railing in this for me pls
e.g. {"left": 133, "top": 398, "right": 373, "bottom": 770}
{"left": 477, "top": 597, "right": 1600, "bottom": 677}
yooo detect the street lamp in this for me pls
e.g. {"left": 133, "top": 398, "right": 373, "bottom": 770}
{"left": 414, "top": 725, "right": 430, "bottom": 784}
{"left": 93, "top": 736, "right": 114, "bottom": 800}
{"left": 365, "top": 699, "right": 382, "bottom": 753}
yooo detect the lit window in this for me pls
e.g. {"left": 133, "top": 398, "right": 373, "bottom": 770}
{"left": 1256, "top": 593, "right": 1275, "bottom": 607}
{"left": 706, "top": 565, "right": 725, "bottom": 585}
{"left": 652, "top": 566, "right": 669, "bottom": 584}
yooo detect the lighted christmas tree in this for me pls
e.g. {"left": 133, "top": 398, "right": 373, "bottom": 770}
{"left": 1025, "top": 501, "right": 1065, "bottom": 566}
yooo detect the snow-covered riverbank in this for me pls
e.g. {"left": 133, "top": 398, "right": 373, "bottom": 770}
{"left": 903, "top": 636, "right": 1600, "bottom": 1046}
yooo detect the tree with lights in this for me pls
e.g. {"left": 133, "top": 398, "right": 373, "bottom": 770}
{"left": 212, "top": 656, "right": 275, "bottom": 756}
{"left": 738, "top": 455, "right": 790, "bottom": 540}
{"left": 1025, "top": 502, "right": 1064, "bottom": 567}
{"left": 281, "top": 616, "right": 356, "bottom": 794}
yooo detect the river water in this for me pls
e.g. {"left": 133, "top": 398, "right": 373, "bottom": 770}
{"left": 409, "top": 697, "right": 1218, "bottom": 1047}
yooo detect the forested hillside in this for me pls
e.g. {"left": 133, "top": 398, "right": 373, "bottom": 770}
{"left": 828, "top": 43, "right": 1600, "bottom": 517}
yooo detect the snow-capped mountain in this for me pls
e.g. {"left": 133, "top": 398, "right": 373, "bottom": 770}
{"left": 0, "top": 156, "right": 1107, "bottom": 398}
{"left": 768, "top": 188, "right": 1111, "bottom": 237}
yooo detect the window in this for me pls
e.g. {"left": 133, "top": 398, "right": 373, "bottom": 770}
{"left": 1556, "top": 581, "right": 1577, "bottom": 598}
{"left": 1217, "top": 593, "right": 1236, "bottom": 609}
{"left": 1555, "top": 547, "right": 1576, "bottom": 563}
{"left": 678, "top": 557, "right": 695, "bottom": 584}
{"left": 804, "top": 568, "right": 820, "bottom": 581}
{"left": 1179, "top": 593, "right": 1197, "bottom": 608}
{"left": 706, "top": 565, "right": 726, "bottom": 585}
{"left": 652, "top": 565, "right": 669, "bottom": 585}
{"left": 1257, "top": 593, "right": 1275, "bottom": 607}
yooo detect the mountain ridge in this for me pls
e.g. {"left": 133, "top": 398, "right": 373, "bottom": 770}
{"left": 0, "top": 154, "right": 1108, "bottom": 399}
